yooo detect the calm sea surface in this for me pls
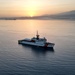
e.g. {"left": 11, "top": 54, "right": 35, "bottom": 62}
{"left": 0, "top": 20, "right": 75, "bottom": 75}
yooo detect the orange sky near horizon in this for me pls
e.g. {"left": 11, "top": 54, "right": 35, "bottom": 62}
{"left": 0, "top": 0, "right": 75, "bottom": 17}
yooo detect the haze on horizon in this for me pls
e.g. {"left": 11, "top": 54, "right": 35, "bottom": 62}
{"left": 0, "top": 0, "right": 75, "bottom": 17}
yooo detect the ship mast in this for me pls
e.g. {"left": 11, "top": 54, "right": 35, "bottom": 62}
{"left": 36, "top": 31, "right": 39, "bottom": 40}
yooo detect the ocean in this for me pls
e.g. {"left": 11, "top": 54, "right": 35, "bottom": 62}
{"left": 0, "top": 20, "right": 75, "bottom": 75}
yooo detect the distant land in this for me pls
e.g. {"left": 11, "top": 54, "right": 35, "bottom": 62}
{"left": 0, "top": 10, "right": 75, "bottom": 20}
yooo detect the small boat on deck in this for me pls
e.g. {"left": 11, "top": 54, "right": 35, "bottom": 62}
{"left": 18, "top": 31, "right": 55, "bottom": 49}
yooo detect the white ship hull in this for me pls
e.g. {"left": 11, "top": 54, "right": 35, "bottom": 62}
{"left": 18, "top": 40, "right": 54, "bottom": 48}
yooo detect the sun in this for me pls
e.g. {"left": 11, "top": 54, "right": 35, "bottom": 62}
{"left": 30, "top": 14, "right": 33, "bottom": 17}
{"left": 29, "top": 10, "right": 36, "bottom": 17}
{"left": 25, "top": 0, "right": 39, "bottom": 17}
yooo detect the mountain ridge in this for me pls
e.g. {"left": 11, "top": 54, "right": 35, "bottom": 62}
{"left": 0, "top": 10, "right": 75, "bottom": 20}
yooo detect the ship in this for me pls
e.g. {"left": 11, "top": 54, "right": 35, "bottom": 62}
{"left": 18, "top": 31, "right": 55, "bottom": 49}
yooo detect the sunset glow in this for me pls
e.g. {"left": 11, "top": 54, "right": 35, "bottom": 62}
{"left": 0, "top": 0, "right": 75, "bottom": 17}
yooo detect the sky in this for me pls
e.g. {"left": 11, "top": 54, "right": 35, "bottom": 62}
{"left": 0, "top": 0, "right": 75, "bottom": 17}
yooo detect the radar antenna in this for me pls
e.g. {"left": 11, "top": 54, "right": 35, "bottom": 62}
{"left": 36, "top": 31, "right": 39, "bottom": 40}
